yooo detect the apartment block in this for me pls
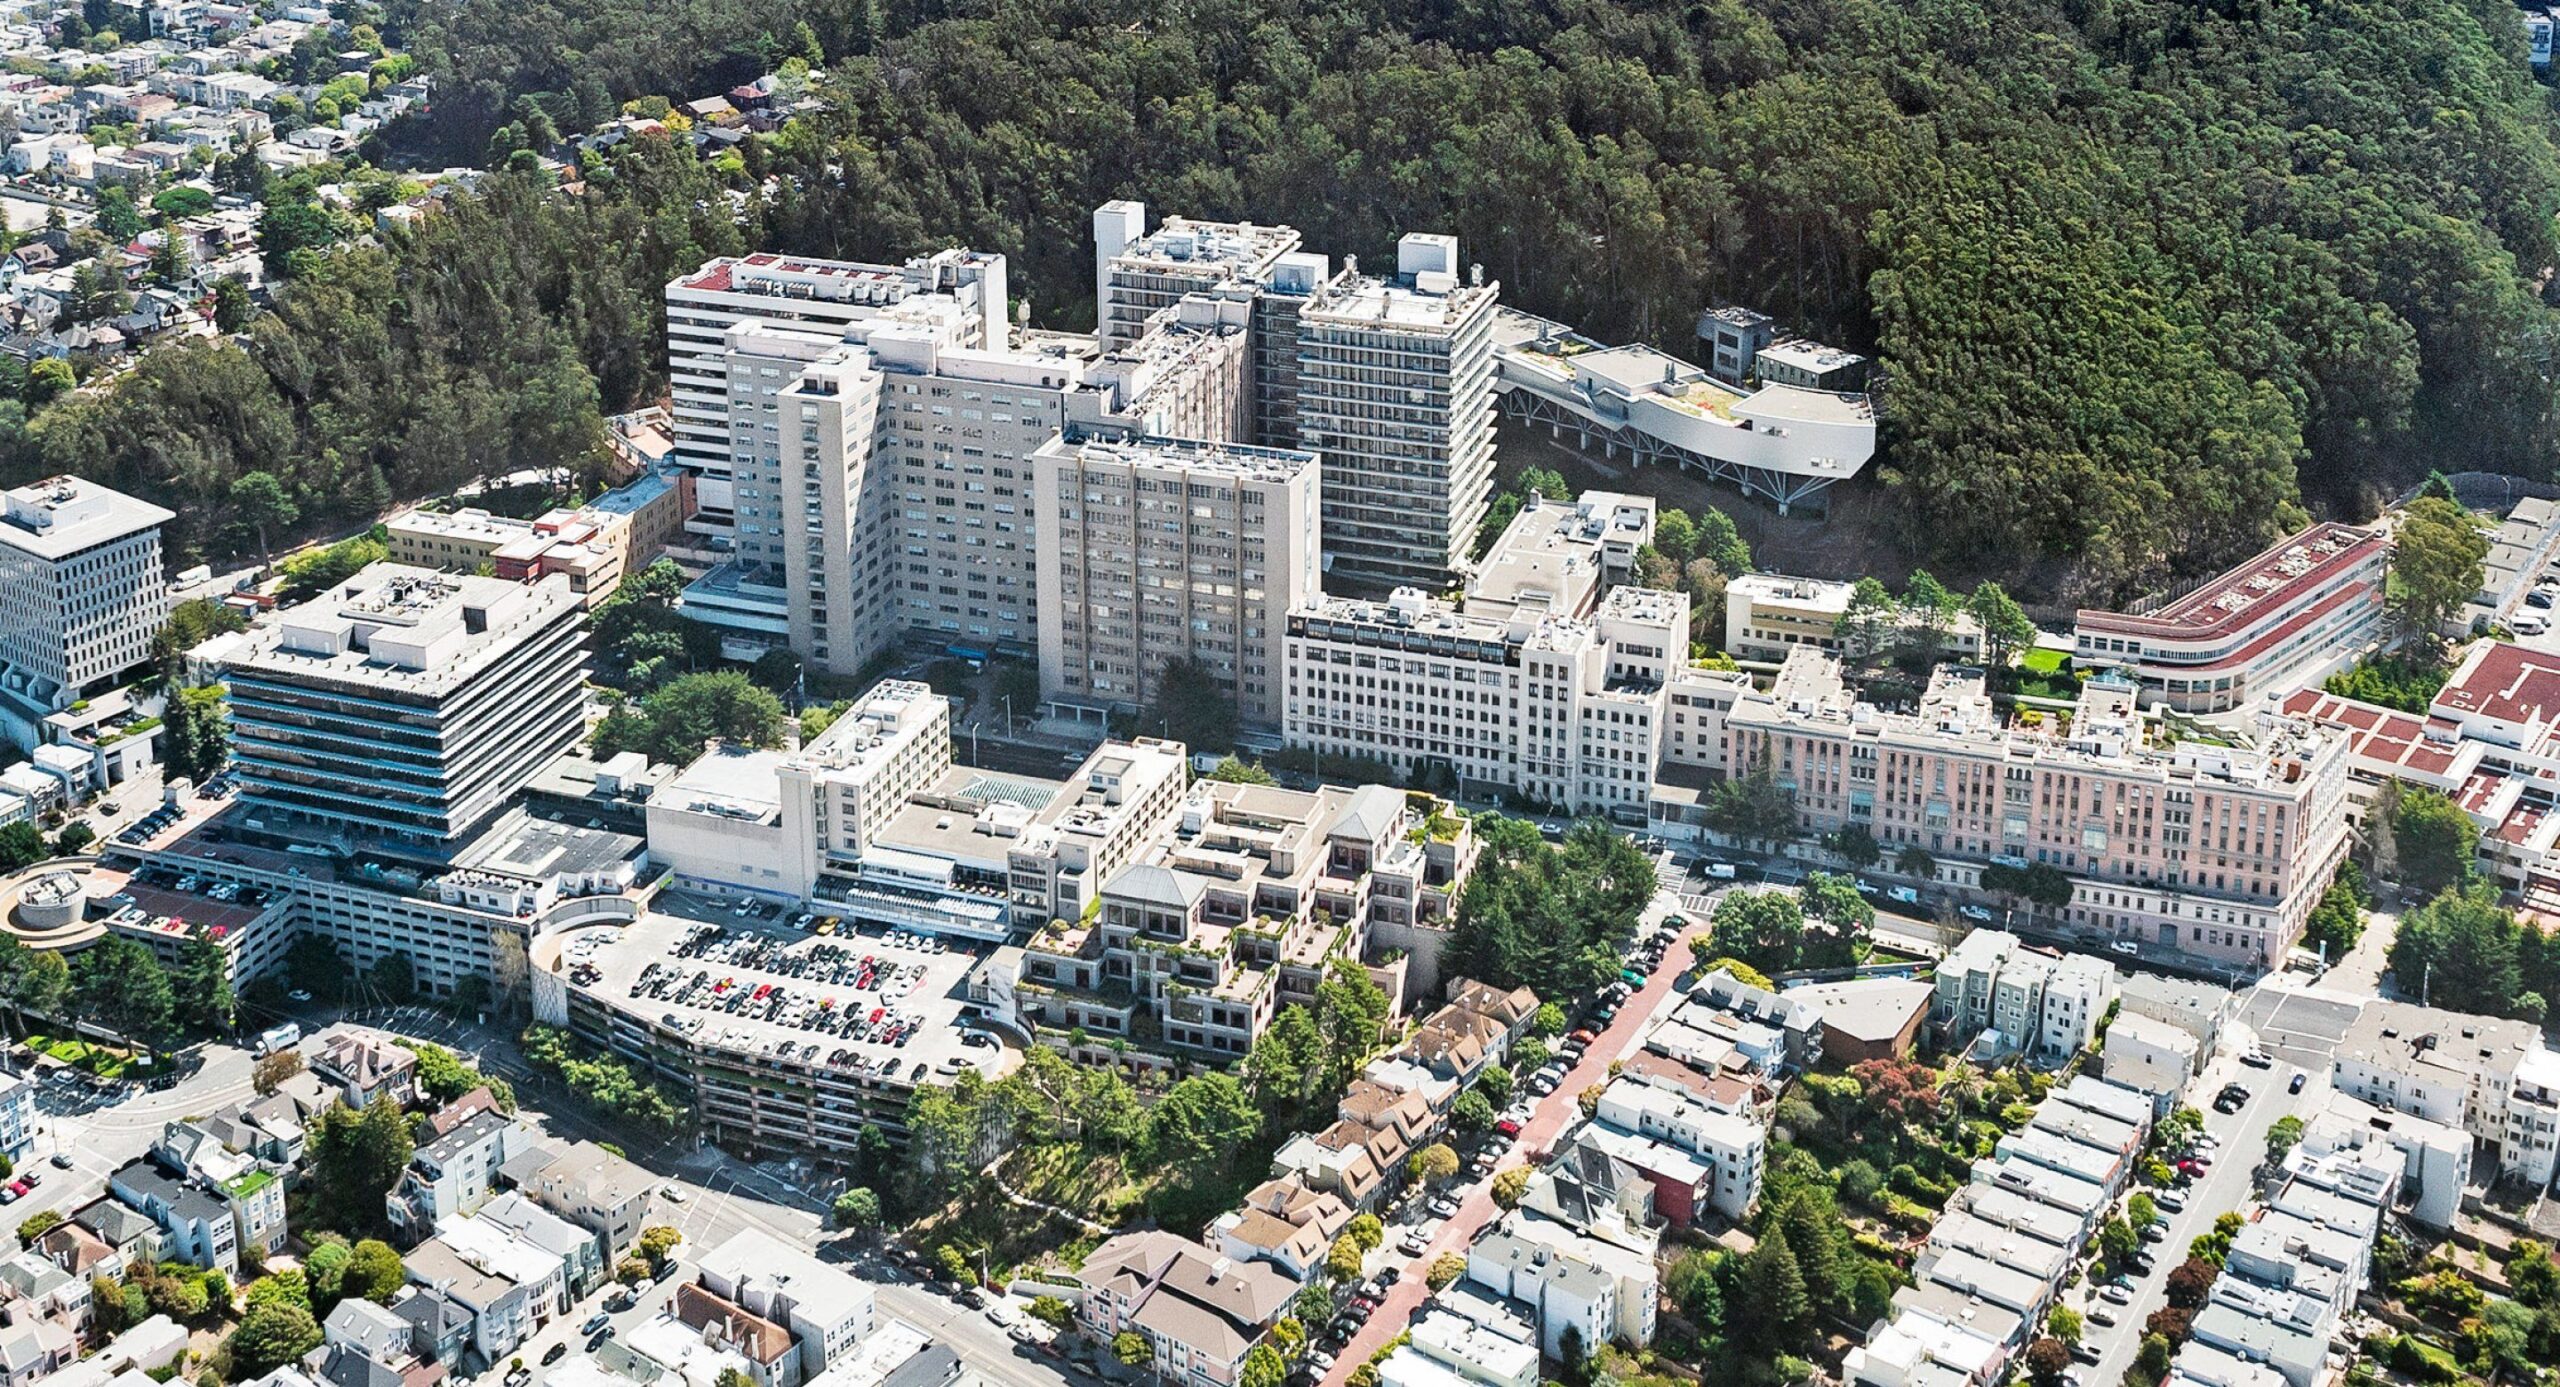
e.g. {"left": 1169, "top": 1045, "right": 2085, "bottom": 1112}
{"left": 1588, "top": 1077, "right": 1765, "bottom": 1221}
{"left": 2331, "top": 999, "right": 2560, "bottom": 1192}
{"left": 1375, "top": 1309, "right": 1540, "bottom": 1387}
{"left": 2291, "top": 1089, "right": 2470, "bottom": 1229}
{"left": 0, "top": 476, "right": 170, "bottom": 716}
{"left": 1031, "top": 432, "right": 1321, "bottom": 727}
{"left": 227, "top": 567, "right": 589, "bottom": 855}
{"left": 2074, "top": 522, "right": 2386, "bottom": 714}
{"left": 1294, "top": 235, "right": 1499, "bottom": 589}
{"left": 696, "top": 1229, "right": 876, "bottom": 1378}
{"left": 1731, "top": 650, "right": 2352, "bottom": 972}
{"left": 1931, "top": 931, "right": 2120, "bottom": 1061}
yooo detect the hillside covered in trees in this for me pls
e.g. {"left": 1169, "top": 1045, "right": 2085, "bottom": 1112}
{"left": 3, "top": 142, "right": 742, "bottom": 560}
{"left": 25, "top": 0, "right": 2560, "bottom": 599}
{"left": 384, "top": 0, "right": 2560, "bottom": 595}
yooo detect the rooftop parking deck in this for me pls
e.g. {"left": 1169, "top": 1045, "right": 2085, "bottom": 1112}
{"left": 537, "top": 907, "right": 1020, "bottom": 1082}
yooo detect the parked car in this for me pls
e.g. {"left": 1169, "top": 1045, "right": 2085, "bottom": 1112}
{"left": 1428, "top": 1194, "right": 1462, "bottom": 1218}
{"left": 542, "top": 1345, "right": 569, "bottom": 1367}
{"left": 2289, "top": 1073, "right": 2307, "bottom": 1094}
{"left": 1958, "top": 904, "right": 1994, "bottom": 923}
{"left": 2239, "top": 1049, "right": 2273, "bottom": 1068}
{"left": 2100, "top": 1284, "right": 2133, "bottom": 1305}
{"left": 2110, "top": 940, "right": 2141, "bottom": 956}
{"left": 581, "top": 1315, "right": 610, "bottom": 1336}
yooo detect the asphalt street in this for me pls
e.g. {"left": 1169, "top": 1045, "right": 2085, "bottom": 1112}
{"left": 2080, "top": 1052, "right": 2317, "bottom": 1387}
{"left": 1320, "top": 866, "right": 1706, "bottom": 1386}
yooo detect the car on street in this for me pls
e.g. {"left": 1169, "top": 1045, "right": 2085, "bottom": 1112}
{"left": 47, "top": 1154, "right": 69, "bottom": 1169}
{"left": 582, "top": 1315, "right": 610, "bottom": 1336}
{"left": 2100, "top": 1284, "right": 2133, "bottom": 1305}
{"left": 2087, "top": 1308, "right": 2117, "bottom": 1329}
{"left": 2141, "top": 1224, "right": 2166, "bottom": 1243}
{"left": 2072, "top": 1343, "right": 2101, "bottom": 1365}
{"left": 1958, "top": 905, "right": 1993, "bottom": 923}
{"left": 505, "top": 1369, "right": 532, "bottom": 1387}
{"left": 2110, "top": 940, "right": 2140, "bottom": 956}
{"left": 2156, "top": 1191, "right": 2186, "bottom": 1214}
{"left": 2239, "top": 1049, "right": 2273, "bottom": 1068}
{"left": 542, "top": 1345, "right": 569, "bottom": 1367}
{"left": 1428, "top": 1194, "right": 1462, "bottom": 1218}
{"left": 1399, "top": 1228, "right": 1434, "bottom": 1256}
{"left": 2289, "top": 1073, "right": 2307, "bottom": 1094}
{"left": 287, "top": 989, "right": 313, "bottom": 1003}
{"left": 1494, "top": 1118, "right": 1522, "bottom": 1138}
{"left": 661, "top": 1185, "right": 688, "bottom": 1203}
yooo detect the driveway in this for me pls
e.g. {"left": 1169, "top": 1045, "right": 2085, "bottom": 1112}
{"left": 1318, "top": 889, "right": 1712, "bottom": 1385}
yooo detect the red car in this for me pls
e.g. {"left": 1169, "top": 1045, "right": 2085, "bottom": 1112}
{"left": 1495, "top": 1118, "right": 1523, "bottom": 1138}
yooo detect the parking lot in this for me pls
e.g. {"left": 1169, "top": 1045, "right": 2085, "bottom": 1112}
{"left": 111, "top": 767, "right": 236, "bottom": 847}
{"left": 2237, "top": 983, "right": 2363, "bottom": 1070}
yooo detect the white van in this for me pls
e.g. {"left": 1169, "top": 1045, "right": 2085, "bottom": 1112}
{"left": 255, "top": 1023, "right": 300, "bottom": 1057}
{"left": 2518, "top": 613, "right": 2549, "bottom": 637}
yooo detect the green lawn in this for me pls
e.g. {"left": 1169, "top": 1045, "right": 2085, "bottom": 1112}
{"left": 2021, "top": 646, "right": 2069, "bottom": 674}
{"left": 27, "top": 1034, "right": 140, "bottom": 1079}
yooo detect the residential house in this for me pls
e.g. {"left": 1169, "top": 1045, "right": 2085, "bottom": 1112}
{"left": 1077, "top": 1230, "right": 1294, "bottom": 1387}
{"left": 668, "top": 1283, "right": 798, "bottom": 1387}
{"left": 1210, "top": 1177, "right": 1352, "bottom": 1283}
{"left": 386, "top": 1110, "right": 541, "bottom": 1241}
{"left": 106, "top": 1160, "right": 237, "bottom": 1275}
{"left": 516, "top": 1140, "right": 657, "bottom": 1259}
{"left": 471, "top": 1194, "right": 602, "bottom": 1301}
{"left": 1784, "top": 977, "right": 1932, "bottom": 1064}
{"left": 62, "top": 1201, "right": 158, "bottom": 1277}
{"left": 401, "top": 1236, "right": 538, "bottom": 1369}
{"left": 315, "top": 1034, "right": 417, "bottom": 1110}
{"left": 696, "top": 1229, "right": 876, "bottom": 1377}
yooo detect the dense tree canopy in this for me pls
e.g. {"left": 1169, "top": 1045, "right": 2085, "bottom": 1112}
{"left": 20, "top": 0, "right": 2560, "bottom": 601}
{"left": 1446, "top": 816, "right": 1654, "bottom": 1004}
{"left": 642, "top": 0, "right": 2560, "bottom": 597}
